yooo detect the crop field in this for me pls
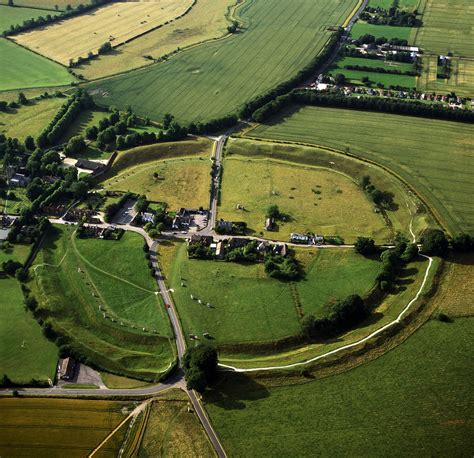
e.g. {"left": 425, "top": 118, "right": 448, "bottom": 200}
{"left": 219, "top": 156, "right": 391, "bottom": 243}
{"left": 138, "top": 396, "right": 214, "bottom": 457}
{"left": 13, "top": 0, "right": 194, "bottom": 65}
{"left": 412, "top": 0, "right": 474, "bottom": 57}
{"left": 224, "top": 138, "right": 421, "bottom": 239}
{"left": 0, "top": 97, "right": 64, "bottom": 140}
{"left": 88, "top": 0, "right": 358, "bottom": 124}
{"left": 0, "top": 38, "right": 74, "bottom": 91}
{"left": 206, "top": 317, "right": 474, "bottom": 456}
{"left": 350, "top": 22, "right": 413, "bottom": 41}
{"left": 0, "top": 398, "right": 133, "bottom": 457}
{"left": 417, "top": 55, "right": 474, "bottom": 97}
{"left": 0, "top": 5, "right": 59, "bottom": 33}
{"left": 249, "top": 107, "right": 474, "bottom": 235}
{"left": 0, "top": 277, "right": 58, "bottom": 384}
{"left": 160, "top": 241, "right": 380, "bottom": 348}
{"left": 78, "top": 0, "right": 236, "bottom": 80}
{"left": 31, "top": 225, "right": 175, "bottom": 380}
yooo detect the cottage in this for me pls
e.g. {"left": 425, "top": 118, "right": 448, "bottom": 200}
{"left": 217, "top": 220, "right": 233, "bottom": 232}
{"left": 228, "top": 237, "right": 249, "bottom": 249}
{"left": 58, "top": 357, "right": 76, "bottom": 380}
{"left": 273, "top": 243, "right": 288, "bottom": 257}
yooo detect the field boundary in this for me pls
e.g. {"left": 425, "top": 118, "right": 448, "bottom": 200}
{"left": 240, "top": 133, "right": 448, "bottom": 234}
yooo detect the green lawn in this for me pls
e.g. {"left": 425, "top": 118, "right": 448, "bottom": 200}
{"left": 0, "top": 243, "right": 30, "bottom": 267}
{"left": 163, "top": 242, "right": 380, "bottom": 348}
{"left": 88, "top": 0, "right": 357, "bottom": 123}
{"left": 60, "top": 108, "right": 109, "bottom": 143}
{"left": 31, "top": 225, "right": 175, "bottom": 380}
{"left": 206, "top": 317, "right": 474, "bottom": 456}
{"left": 351, "top": 21, "right": 413, "bottom": 41}
{"left": 219, "top": 153, "right": 391, "bottom": 243}
{"left": 0, "top": 97, "right": 64, "bottom": 140}
{"left": 0, "top": 277, "right": 58, "bottom": 384}
{"left": 0, "top": 38, "right": 74, "bottom": 91}
{"left": 0, "top": 5, "right": 59, "bottom": 33}
{"left": 249, "top": 106, "right": 474, "bottom": 235}
{"left": 0, "top": 188, "right": 30, "bottom": 215}
{"left": 412, "top": 0, "right": 474, "bottom": 58}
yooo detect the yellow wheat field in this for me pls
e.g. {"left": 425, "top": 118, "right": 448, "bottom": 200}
{"left": 12, "top": 0, "right": 193, "bottom": 65}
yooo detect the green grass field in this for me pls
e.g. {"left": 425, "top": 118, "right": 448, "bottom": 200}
{"left": 0, "top": 0, "right": 87, "bottom": 10}
{"left": 0, "top": 5, "right": 59, "bottom": 33}
{"left": 78, "top": 0, "right": 236, "bottom": 81}
{"left": 0, "top": 97, "right": 63, "bottom": 140}
{"left": 88, "top": 0, "right": 357, "bottom": 123}
{"left": 368, "top": 0, "right": 417, "bottom": 7}
{"left": 31, "top": 225, "right": 175, "bottom": 380}
{"left": 412, "top": 0, "right": 474, "bottom": 57}
{"left": 160, "top": 241, "right": 380, "bottom": 349}
{"left": 351, "top": 21, "right": 413, "bottom": 41}
{"left": 249, "top": 106, "right": 474, "bottom": 235}
{"left": 0, "top": 398, "right": 132, "bottom": 457}
{"left": 224, "top": 138, "right": 423, "bottom": 240}
{"left": 0, "top": 187, "right": 30, "bottom": 215}
{"left": 0, "top": 242, "right": 30, "bottom": 267}
{"left": 206, "top": 317, "right": 474, "bottom": 456}
{"left": 59, "top": 108, "right": 109, "bottom": 143}
{"left": 0, "top": 38, "right": 74, "bottom": 91}
{"left": 0, "top": 277, "right": 58, "bottom": 384}
{"left": 330, "top": 55, "right": 416, "bottom": 88}
{"left": 219, "top": 154, "right": 391, "bottom": 243}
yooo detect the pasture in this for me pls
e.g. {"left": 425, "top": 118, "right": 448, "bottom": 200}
{"left": 0, "top": 5, "right": 59, "bottom": 33}
{"left": 13, "top": 0, "right": 194, "bottom": 65}
{"left": 160, "top": 241, "right": 380, "bottom": 348}
{"left": 219, "top": 155, "right": 391, "bottom": 243}
{"left": 412, "top": 0, "right": 474, "bottom": 58}
{"left": 0, "top": 38, "right": 74, "bottom": 91}
{"left": 0, "top": 398, "right": 132, "bottom": 457}
{"left": 78, "top": 0, "right": 236, "bottom": 80}
{"left": 224, "top": 138, "right": 420, "bottom": 240}
{"left": 0, "top": 277, "right": 58, "bottom": 384}
{"left": 0, "top": 96, "right": 64, "bottom": 140}
{"left": 31, "top": 225, "right": 175, "bottom": 380}
{"left": 249, "top": 106, "right": 474, "bottom": 235}
{"left": 207, "top": 317, "right": 474, "bottom": 456}
{"left": 60, "top": 108, "right": 109, "bottom": 142}
{"left": 350, "top": 21, "right": 413, "bottom": 41}
{"left": 88, "top": 0, "right": 358, "bottom": 123}
{"left": 138, "top": 395, "right": 215, "bottom": 457}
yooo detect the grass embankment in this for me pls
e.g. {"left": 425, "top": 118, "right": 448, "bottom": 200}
{"left": 100, "top": 137, "right": 213, "bottom": 209}
{"left": 0, "top": 5, "right": 59, "bottom": 33}
{"left": 160, "top": 241, "right": 381, "bottom": 350}
{"left": 225, "top": 137, "right": 421, "bottom": 239}
{"left": 0, "top": 38, "right": 74, "bottom": 91}
{"left": 0, "top": 398, "right": 133, "bottom": 457}
{"left": 248, "top": 106, "right": 474, "bottom": 235}
{"left": 137, "top": 393, "right": 215, "bottom": 457}
{"left": 31, "top": 225, "right": 175, "bottom": 380}
{"left": 220, "top": 145, "right": 391, "bottom": 243}
{"left": 78, "top": 0, "right": 236, "bottom": 80}
{"left": 0, "top": 97, "right": 64, "bottom": 140}
{"left": 206, "top": 317, "right": 473, "bottom": 456}
{"left": 13, "top": 0, "right": 193, "bottom": 65}
{"left": 89, "top": 0, "right": 358, "bottom": 123}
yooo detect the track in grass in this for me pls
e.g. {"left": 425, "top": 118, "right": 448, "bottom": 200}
{"left": 249, "top": 106, "right": 474, "bottom": 235}
{"left": 0, "top": 38, "right": 74, "bottom": 91}
{"left": 88, "top": 0, "right": 358, "bottom": 123}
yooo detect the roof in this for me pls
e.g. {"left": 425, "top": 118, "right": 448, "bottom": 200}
{"left": 76, "top": 159, "right": 104, "bottom": 171}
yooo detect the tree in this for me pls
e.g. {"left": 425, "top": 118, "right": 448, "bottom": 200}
{"left": 24, "top": 135, "right": 35, "bottom": 151}
{"left": 183, "top": 344, "right": 218, "bottom": 393}
{"left": 451, "top": 233, "right": 472, "bottom": 252}
{"left": 69, "top": 181, "right": 89, "bottom": 200}
{"left": 65, "top": 135, "right": 86, "bottom": 155}
{"left": 334, "top": 73, "right": 346, "bottom": 85}
{"left": 421, "top": 229, "right": 449, "bottom": 256}
{"left": 401, "top": 242, "right": 418, "bottom": 263}
{"left": 85, "top": 125, "right": 98, "bottom": 140}
{"left": 7, "top": 0, "right": 14, "bottom": 6}
{"left": 354, "top": 237, "right": 376, "bottom": 256}
{"left": 266, "top": 205, "right": 280, "bottom": 219}
{"left": 18, "top": 92, "right": 28, "bottom": 105}
{"left": 98, "top": 41, "right": 112, "bottom": 54}
{"left": 162, "top": 113, "right": 174, "bottom": 130}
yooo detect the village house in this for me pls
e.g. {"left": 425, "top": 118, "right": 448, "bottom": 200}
{"left": 189, "top": 234, "right": 214, "bottom": 247}
{"left": 141, "top": 211, "right": 156, "bottom": 224}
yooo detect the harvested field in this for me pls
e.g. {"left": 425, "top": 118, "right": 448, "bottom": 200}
{"left": 88, "top": 0, "right": 358, "bottom": 123}
{"left": 13, "top": 0, "right": 194, "bottom": 65}
{"left": 0, "top": 398, "right": 133, "bottom": 457}
{"left": 78, "top": 0, "right": 235, "bottom": 80}
{"left": 0, "top": 38, "right": 74, "bottom": 91}
{"left": 249, "top": 106, "right": 474, "bottom": 235}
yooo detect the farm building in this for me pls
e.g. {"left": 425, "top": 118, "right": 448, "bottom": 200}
{"left": 75, "top": 159, "right": 105, "bottom": 173}
{"left": 265, "top": 217, "right": 275, "bottom": 231}
{"left": 58, "top": 357, "right": 76, "bottom": 380}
